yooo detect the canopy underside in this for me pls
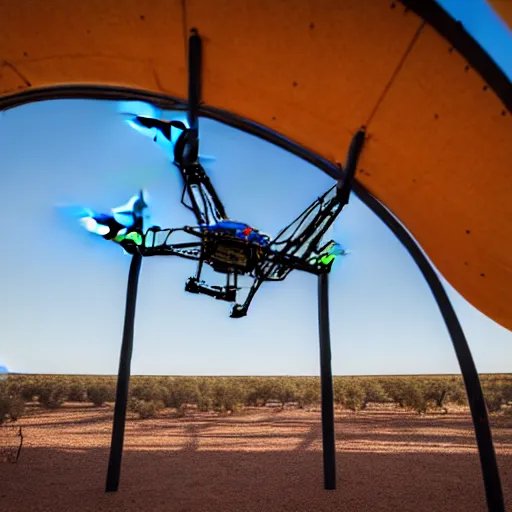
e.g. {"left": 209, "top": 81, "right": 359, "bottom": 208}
{"left": 1, "top": 0, "right": 511, "bottom": 330}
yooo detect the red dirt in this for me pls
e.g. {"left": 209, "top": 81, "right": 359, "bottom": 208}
{"left": 1, "top": 404, "right": 511, "bottom": 511}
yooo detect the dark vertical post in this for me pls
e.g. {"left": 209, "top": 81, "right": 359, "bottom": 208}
{"left": 188, "top": 28, "right": 202, "bottom": 134}
{"left": 105, "top": 251, "right": 143, "bottom": 493}
{"left": 318, "top": 271, "right": 336, "bottom": 490}
{"left": 186, "top": 28, "right": 202, "bottom": 165}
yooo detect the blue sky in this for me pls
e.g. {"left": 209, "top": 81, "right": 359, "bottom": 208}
{"left": 0, "top": 0, "right": 510, "bottom": 376}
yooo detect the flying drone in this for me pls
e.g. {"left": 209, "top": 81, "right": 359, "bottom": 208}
{"left": 79, "top": 110, "right": 360, "bottom": 318}
{"left": 75, "top": 28, "right": 363, "bottom": 319}
{"left": 80, "top": 116, "right": 356, "bottom": 318}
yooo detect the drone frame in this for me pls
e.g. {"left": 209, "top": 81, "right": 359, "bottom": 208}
{"left": 134, "top": 165, "right": 361, "bottom": 318}
{"left": 122, "top": 113, "right": 363, "bottom": 317}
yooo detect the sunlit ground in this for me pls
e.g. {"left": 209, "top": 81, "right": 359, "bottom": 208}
{"left": 1, "top": 404, "right": 511, "bottom": 512}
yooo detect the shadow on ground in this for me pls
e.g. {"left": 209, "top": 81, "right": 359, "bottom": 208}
{"left": 0, "top": 408, "right": 510, "bottom": 512}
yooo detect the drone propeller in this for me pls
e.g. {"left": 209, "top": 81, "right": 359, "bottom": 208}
{"left": 111, "top": 189, "right": 149, "bottom": 225}
{"left": 58, "top": 189, "right": 150, "bottom": 241}
{"left": 122, "top": 113, "right": 216, "bottom": 166}
{"left": 121, "top": 30, "right": 206, "bottom": 168}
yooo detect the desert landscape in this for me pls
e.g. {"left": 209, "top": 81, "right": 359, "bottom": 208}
{"left": 1, "top": 375, "right": 511, "bottom": 511}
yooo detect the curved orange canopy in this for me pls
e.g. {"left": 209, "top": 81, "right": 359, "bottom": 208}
{"left": 1, "top": 0, "right": 511, "bottom": 330}
{"left": 489, "top": 0, "right": 512, "bottom": 31}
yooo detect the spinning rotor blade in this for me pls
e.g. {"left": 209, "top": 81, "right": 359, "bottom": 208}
{"left": 111, "top": 189, "right": 149, "bottom": 224}
{"left": 120, "top": 29, "right": 206, "bottom": 167}
{"left": 123, "top": 113, "right": 216, "bottom": 166}
{"left": 58, "top": 189, "right": 151, "bottom": 244}
{"left": 197, "top": 154, "right": 216, "bottom": 164}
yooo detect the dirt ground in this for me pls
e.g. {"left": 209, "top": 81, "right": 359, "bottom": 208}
{"left": 1, "top": 404, "right": 511, "bottom": 512}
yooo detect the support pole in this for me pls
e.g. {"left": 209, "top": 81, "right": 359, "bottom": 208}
{"left": 188, "top": 28, "right": 202, "bottom": 134}
{"left": 105, "top": 250, "right": 143, "bottom": 493}
{"left": 318, "top": 271, "right": 336, "bottom": 490}
{"left": 185, "top": 28, "right": 202, "bottom": 164}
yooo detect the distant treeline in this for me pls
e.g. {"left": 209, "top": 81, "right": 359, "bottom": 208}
{"left": 1, "top": 374, "right": 511, "bottom": 422}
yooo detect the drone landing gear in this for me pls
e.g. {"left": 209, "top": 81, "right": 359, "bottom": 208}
{"left": 229, "top": 275, "right": 265, "bottom": 318}
{"left": 230, "top": 304, "right": 247, "bottom": 318}
{"left": 185, "top": 276, "right": 237, "bottom": 302}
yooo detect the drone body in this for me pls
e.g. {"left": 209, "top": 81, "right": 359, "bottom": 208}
{"left": 128, "top": 114, "right": 358, "bottom": 317}
{"left": 195, "top": 220, "right": 270, "bottom": 273}
{"left": 75, "top": 114, "right": 357, "bottom": 317}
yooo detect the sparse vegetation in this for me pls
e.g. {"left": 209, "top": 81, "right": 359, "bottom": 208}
{"left": 0, "top": 381, "right": 25, "bottom": 424}
{"left": 87, "top": 384, "right": 115, "bottom": 406}
{"left": 1, "top": 373, "right": 510, "bottom": 421}
{"left": 128, "top": 397, "right": 164, "bottom": 419}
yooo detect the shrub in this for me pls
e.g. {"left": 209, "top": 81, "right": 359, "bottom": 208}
{"left": 128, "top": 398, "right": 163, "bottom": 419}
{"left": 483, "top": 386, "right": 505, "bottom": 413}
{"left": 343, "top": 380, "right": 365, "bottom": 412}
{"left": 447, "top": 379, "right": 467, "bottom": 406}
{"left": 87, "top": 385, "right": 115, "bottom": 406}
{"left": 0, "top": 382, "right": 25, "bottom": 424}
{"left": 381, "top": 378, "right": 408, "bottom": 408}
{"left": 333, "top": 377, "right": 345, "bottom": 406}
{"left": 481, "top": 378, "right": 512, "bottom": 413}
{"left": 196, "top": 379, "right": 213, "bottom": 412}
{"left": 296, "top": 378, "right": 320, "bottom": 408}
{"left": 130, "top": 381, "right": 165, "bottom": 402}
{"left": 10, "top": 377, "right": 39, "bottom": 402}
{"left": 38, "top": 381, "right": 67, "bottom": 409}
{"left": 502, "top": 383, "right": 512, "bottom": 405}
{"left": 211, "top": 378, "right": 246, "bottom": 413}
{"left": 67, "top": 381, "right": 88, "bottom": 402}
{"left": 422, "top": 379, "right": 458, "bottom": 412}
{"left": 333, "top": 378, "right": 365, "bottom": 412}
{"left": 162, "top": 377, "right": 200, "bottom": 409}
{"left": 401, "top": 380, "right": 429, "bottom": 414}
{"left": 275, "top": 379, "right": 298, "bottom": 407}
{"left": 245, "top": 379, "right": 277, "bottom": 407}
{"left": 360, "top": 379, "right": 389, "bottom": 408}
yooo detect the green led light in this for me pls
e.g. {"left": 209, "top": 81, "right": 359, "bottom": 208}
{"left": 125, "top": 232, "right": 143, "bottom": 245}
{"left": 318, "top": 253, "right": 336, "bottom": 266}
{"left": 113, "top": 231, "right": 143, "bottom": 246}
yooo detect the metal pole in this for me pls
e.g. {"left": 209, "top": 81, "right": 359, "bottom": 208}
{"left": 105, "top": 250, "right": 143, "bottom": 492}
{"left": 318, "top": 271, "right": 336, "bottom": 490}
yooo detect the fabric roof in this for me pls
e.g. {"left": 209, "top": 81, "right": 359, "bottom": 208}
{"left": 1, "top": 0, "right": 511, "bottom": 330}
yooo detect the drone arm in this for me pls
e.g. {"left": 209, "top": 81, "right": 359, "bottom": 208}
{"left": 177, "top": 162, "right": 228, "bottom": 225}
{"left": 270, "top": 128, "right": 365, "bottom": 261}
{"left": 148, "top": 242, "right": 202, "bottom": 260}
{"left": 143, "top": 241, "right": 202, "bottom": 260}
{"left": 174, "top": 30, "right": 227, "bottom": 226}
{"left": 140, "top": 227, "right": 202, "bottom": 260}
{"left": 230, "top": 276, "right": 265, "bottom": 318}
{"left": 261, "top": 252, "right": 325, "bottom": 278}
{"left": 270, "top": 186, "right": 340, "bottom": 258}
{"left": 231, "top": 251, "right": 324, "bottom": 318}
